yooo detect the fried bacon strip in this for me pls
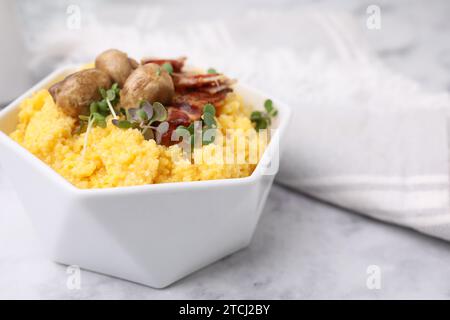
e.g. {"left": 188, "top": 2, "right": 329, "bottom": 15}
{"left": 171, "top": 72, "right": 235, "bottom": 110}
{"left": 172, "top": 89, "right": 231, "bottom": 111}
{"left": 159, "top": 107, "right": 192, "bottom": 146}
{"left": 141, "top": 57, "right": 186, "bottom": 73}
{"left": 173, "top": 102, "right": 202, "bottom": 121}
{"left": 172, "top": 73, "right": 224, "bottom": 88}
{"left": 167, "top": 106, "right": 192, "bottom": 126}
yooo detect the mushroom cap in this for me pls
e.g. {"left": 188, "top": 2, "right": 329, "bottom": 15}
{"left": 120, "top": 63, "right": 174, "bottom": 109}
{"left": 95, "top": 49, "right": 135, "bottom": 87}
{"left": 50, "top": 68, "right": 112, "bottom": 117}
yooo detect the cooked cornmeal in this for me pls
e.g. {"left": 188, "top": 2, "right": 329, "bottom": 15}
{"left": 10, "top": 90, "right": 263, "bottom": 189}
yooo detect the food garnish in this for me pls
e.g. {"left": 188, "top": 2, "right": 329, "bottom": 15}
{"left": 251, "top": 99, "right": 278, "bottom": 131}
{"left": 112, "top": 101, "right": 169, "bottom": 143}
{"left": 99, "top": 83, "right": 120, "bottom": 119}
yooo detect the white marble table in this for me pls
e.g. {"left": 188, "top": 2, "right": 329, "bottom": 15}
{"left": 2, "top": 172, "right": 450, "bottom": 299}
{"left": 1, "top": 0, "right": 450, "bottom": 299}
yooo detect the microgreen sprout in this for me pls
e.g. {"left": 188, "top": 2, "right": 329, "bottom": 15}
{"left": 201, "top": 103, "right": 217, "bottom": 145}
{"left": 112, "top": 100, "right": 169, "bottom": 144}
{"left": 99, "top": 83, "right": 120, "bottom": 119}
{"left": 251, "top": 99, "right": 278, "bottom": 131}
{"left": 264, "top": 99, "right": 278, "bottom": 117}
{"left": 207, "top": 68, "right": 217, "bottom": 74}
{"left": 79, "top": 83, "right": 120, "bottom": 158}
{"left": 162, "top": 62, "right": 173, "bottom": 75}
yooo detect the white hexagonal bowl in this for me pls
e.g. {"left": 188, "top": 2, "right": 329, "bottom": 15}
{"left": 0, "top": 66, "right": 291, "bottom": 288}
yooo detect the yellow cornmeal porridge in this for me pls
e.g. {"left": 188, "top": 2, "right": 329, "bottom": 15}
{"left": 10, "top": 90, "right": 264, "bottom": 189}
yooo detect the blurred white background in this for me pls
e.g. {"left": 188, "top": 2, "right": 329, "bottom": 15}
{"left": 3, "top": 0, "right": 450, "bottom": 100}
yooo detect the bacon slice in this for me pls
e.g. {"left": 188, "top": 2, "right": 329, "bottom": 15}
{"left": 172, "top": 73, "right": 226, "bottom": 88}
{"left": 159, "top": 107, "right": 192, "bottom": 146}
{"left": 167, "top": 107, "right": 192, "bottom": 126}
{"left": 198, "top": 82, "right": 235, "bottom": 95}
{"left": 141, "top": 57, "right": 186, "bottom": 72}
{"left": 173, "top": 89, "right": 231, "bottom": 111}
{"left": 174, "top": 102, "right": 202, "bottom": 121}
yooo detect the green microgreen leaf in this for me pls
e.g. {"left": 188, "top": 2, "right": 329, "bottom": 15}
{"left": 126, "top": 108, "right": 137, "bottom": 122}
{"left": 187, "top": 123, "right": 195, "bottom": 135}
{"left": 99, "top": 87, "right": 107, "bottom": 99}
{"left": 140, "top": 101, "right": 153, "bottom": 120}
{"left": 203, "top": 103, "right": 216, "bottom": 116}
{"left": 162, "top": 62, "right": 173, "bottom": 75}
{"left": 79, "top": 115, "right": 90, "bottom": 122}
{"left": 151, "top": 102, "right": 168, "bottom": 122}
{"left": 250, "top": 111, "right": 262, "bottom": 122}
{"left": 137, "top": 108, "right": 148, "bottom": 121}
{"left": 202, "top": 112, "right": 216, "bottom": 128}
{"left": 93, "top": 113, "right": 106, "bottom": 128}
{"left": 156, "top": 121, "right": 169, "bottom": 134}
{"left": 106, "top": 89, "right": 116, "bottom": 101}
{"left": 207, "top": 68, "right": 217, "bottom": 74}
{"left": 264, "top": 99, "right": 273, "bottom": 113}
{"left": 142, "top": 127, "right": 155, "bottom": 140}
{"left": 98, "top": 100, "right": 108, "bottom": 112}
{"left": 92, "top": 112, "right": 104, "bottom": 121}
{"left": 97, "top": 120, "right": 106, "bottom": 128}
{"left": 112, "top": 119, "right": 132, "bottom": 129}
{"left": 251, "top": 99, "right": 278, "bottom": 131}
{"left": 90, "top": 102, "right": 98, "bottom": 114}
{"left": 256, "top": 119, "right": 268, "bottom": 130}
{"left": 155, "top": 121, "right": 169, "bottom": 144}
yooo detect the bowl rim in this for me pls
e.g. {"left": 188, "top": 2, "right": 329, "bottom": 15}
{"left": 0, "top": 65, "right": 291, "bottom": 195}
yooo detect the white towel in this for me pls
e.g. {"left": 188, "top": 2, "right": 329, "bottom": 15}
{"left": 18, "top": 5, "right": 450, "bottom": 240}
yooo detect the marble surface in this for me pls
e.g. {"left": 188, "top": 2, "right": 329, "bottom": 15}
{"left": 2, "top": 0, "right": 450, "bottom": 299}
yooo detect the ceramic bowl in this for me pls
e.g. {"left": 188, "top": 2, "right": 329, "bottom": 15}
{"left": 0, "top": 66, "right": 291, "bottom": 288}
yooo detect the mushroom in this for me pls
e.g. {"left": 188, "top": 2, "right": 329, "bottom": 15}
{"left": 129, "top": 57, "right": 139, "bottom": 69}
{"left": 120, "top": 63, "right": 174, "bottom": 109}
{"left": 49, "top": 69, "right": 112, "bottom": 117}
{"left": 95, "top": 49, "right": 137, "bottom": 87}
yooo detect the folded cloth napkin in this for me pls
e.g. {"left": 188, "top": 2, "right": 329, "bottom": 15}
{"left": 271, "top": 14, "right": 450, "bottom": 241}
{"left": 21, "top": 5, "right": 450, "bottom": 240}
